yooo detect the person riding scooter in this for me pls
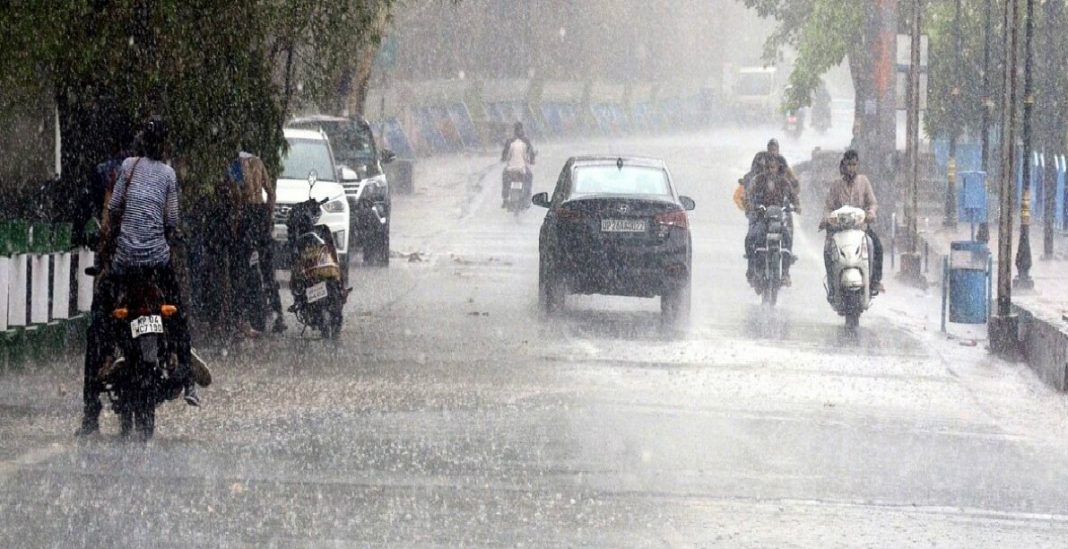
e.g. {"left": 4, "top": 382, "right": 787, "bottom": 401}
{"left": 745, "top": 154, "right": 800, "bottom": 287}
{"left": 821, "top": 150, "right": 884, "bottom": 296}
{"left": 500, "top": 122, "right": 536, "bottom": 208}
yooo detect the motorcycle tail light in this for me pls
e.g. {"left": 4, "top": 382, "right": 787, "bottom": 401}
{"left": 112, "top": 308, "right": 129, "bottom": 319}
{"left": 161, "top": 304, "right": 178, "bottom": 317}
{"left": 655, "top": 209, "right": 689, "bottom": 229}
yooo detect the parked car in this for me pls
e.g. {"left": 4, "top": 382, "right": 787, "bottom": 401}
{"left": 532, "top": 156, "right": 695, "bottom": 325}
{"left": 272, "top": 127, "right": 352, "bottom": 282}
{"left": 288, "top": 115, "right": 396, "bottom": 265}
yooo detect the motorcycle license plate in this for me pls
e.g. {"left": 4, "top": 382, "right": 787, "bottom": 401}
{"left": 130, "top": 315, "right": 164, "bottom": 339}
{"left": 601, "top": 219, "right": 647, "bottom": 233}
{"left": 510, "top": 181, "right": 524, "bottom": 190}
{"left": 306, "top": 282, "right": 329, "bottom": 304}
{"left": 249, "top": 250, "right": 260, "bottom": 266}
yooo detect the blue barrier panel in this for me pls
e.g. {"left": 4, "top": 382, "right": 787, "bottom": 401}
{"left": 428, "top": 105, "right": 464, "bottom": 153}
{"left": 1058, "top": 155, "right": 1067, "bottom": 230}
{"left": 591, "top": 104, "right": 611, "bottom": 134}
{"left": 415, "top": 107, "right": 450, "bottom": 155}
{"left": 933, "top": 140, "right": 983, "bottom": 171}
{"left": 610, "top": 105, "right": 623, "bottom": 134}
{"left": 446, "top": 103, "right": 482, "bottom": 150}
{"left": 541, "top": 103, "right": 564, "bottom": 135}
{"left": 958, "top": 171, "right": 988, "bottom": 224}
{"left": 381, "top": 118, "right": 415, "bottom": 159}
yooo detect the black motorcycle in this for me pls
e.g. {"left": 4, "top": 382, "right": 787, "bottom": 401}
{"left": 99, "top": 271, "right": 185, "bottom": 440}
{"left": 285, "top": 194, "right": 347, "bottom": 340}
{"left": 751, "top": 203, "right": 793, "bottom": 306}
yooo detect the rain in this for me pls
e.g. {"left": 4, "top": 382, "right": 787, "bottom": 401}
{"left": 3, "top": 0, "right": 1068, "bottom": 546}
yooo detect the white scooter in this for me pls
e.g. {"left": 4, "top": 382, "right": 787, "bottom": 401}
{"left": 822, "top": 205, "right": 873, "bottom": 328}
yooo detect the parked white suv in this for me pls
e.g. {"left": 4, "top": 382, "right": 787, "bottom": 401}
{"left": 272, "top": 128, "right": 354, "bottom": 276}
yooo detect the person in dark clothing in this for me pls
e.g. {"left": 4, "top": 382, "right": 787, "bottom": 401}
{"left": 77, "top": 116, "right": 204, "bottom": 436}
{"left": 745, "top": 154, "right": 800, "bottom": 286}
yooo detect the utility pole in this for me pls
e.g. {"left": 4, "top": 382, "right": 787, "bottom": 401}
{"left": 900, "top": 0, "right": 926, "bottom": 285}
{"left": 991, "top": 0, "right": 1021, "bottom": 357}
{"left": 1014, "top": 0, "right": 1035, "bottom": 290}
{"left": 944, "top": 0, "right": 962, "bottom": 229}
{"left": 978, "top": 0, "right": 994, "bottom": 242}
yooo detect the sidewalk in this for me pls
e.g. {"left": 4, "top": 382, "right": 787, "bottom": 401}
{"left": 918, "top": 222, "right": 1068, "bottom": 390}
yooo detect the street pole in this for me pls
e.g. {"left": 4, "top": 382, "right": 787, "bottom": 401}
{"left": 1042, "top": 0, "right": 1060, "bottom": 259}
{"left": 944, "top": 0, "right": 962, "bottom": 229}
{"left": 978, "top": 0, "right": 994, "bottom": 243}
{"left": 990, "top": 0, "right": 1020, "bottom": 357}
{"left": 900, "top": 0, "right": 926, "bottom": 285}
{"left": 1014, "top": 0, "right": 1035, "bottom": 290}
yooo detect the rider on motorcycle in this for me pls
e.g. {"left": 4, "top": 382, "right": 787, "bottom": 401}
{"left": 821, "top": 150, "right": 884, "bottom": 296}
{"left": 500, "top": 122, "right": 535, "bottom": 208}
{"left": 745, "top": 153, "right": 800, "bottom": 286}
{"left": 99, "top": 117, "right": 201, "bottom": 406}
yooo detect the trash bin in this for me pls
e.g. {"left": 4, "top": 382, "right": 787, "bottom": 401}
{"left": 948, "top": 240, "right": 990, "bottom": 324}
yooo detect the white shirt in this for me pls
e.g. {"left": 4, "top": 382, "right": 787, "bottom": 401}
{"left": 505, "top": 140, "right": 531, "bottom": 172}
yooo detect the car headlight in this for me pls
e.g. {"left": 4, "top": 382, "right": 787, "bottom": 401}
{"left": 322, "top": 198, "right": 346, "bottom": 213}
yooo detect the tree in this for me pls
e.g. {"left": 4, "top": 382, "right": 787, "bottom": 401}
{"left": 0, "top": 1, "right": 400, "bottom": 205}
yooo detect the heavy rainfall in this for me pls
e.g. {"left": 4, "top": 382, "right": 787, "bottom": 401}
{"left": 3, "top": 0, "right": 1068, "bottom": 546}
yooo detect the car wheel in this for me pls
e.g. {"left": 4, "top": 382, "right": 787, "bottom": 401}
{"left": 661, "top": 276, "right": 691, "bottom": 328}
{"left": 539, "top": 256, "right": 566, "bottom": 314}
{"left": 363, "top": 224, "right": 390, "bottom": 266}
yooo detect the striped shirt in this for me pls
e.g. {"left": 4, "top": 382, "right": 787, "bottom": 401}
{"left": 108, "top": 157, "right": 179, "bottom": 268}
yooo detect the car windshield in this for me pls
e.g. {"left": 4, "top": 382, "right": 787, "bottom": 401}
{"left": 571, "top": 165, "right": 672, "bottom": 198}
{"left": 281, "top": 138, "right": 336, "bottom": 181}
{"left": 292, "top": 121, "right": 379, "bottom": 175}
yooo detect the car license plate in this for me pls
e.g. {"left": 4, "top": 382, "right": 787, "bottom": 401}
{"left": 601, "top": 219, "right": 647, "bottom": 233}
{"left": 130, "top": 315, "right": 164, "bottom": 339}
{"left": 306, "top": 282, "right": 329, "bottom": 304}
{"left": 510, "top": 181, "right": 524, "bottom": 190}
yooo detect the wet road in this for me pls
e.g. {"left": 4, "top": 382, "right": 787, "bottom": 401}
{"left": 4, "top": 127, "right": 1068, "bottom": 547}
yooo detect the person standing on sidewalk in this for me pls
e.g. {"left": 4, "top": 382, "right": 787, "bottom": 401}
{"left": 225, "top": 150, "right": 283, "bottom": 336}
{"left": 821, "top": 150, "right": 885, "bottom": 295}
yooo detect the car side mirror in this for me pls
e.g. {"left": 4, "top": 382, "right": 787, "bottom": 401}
{"left": 339, "top": 166, "right": 360, "bottom": 182}
{"left": 531, "top": 192, "right": 550, "bottom": 208}
{"left": 679, "top": 196, "right": 696, "bottom": 211}
{"left": 380, "top": 149, "right": 396, "bottom": 164}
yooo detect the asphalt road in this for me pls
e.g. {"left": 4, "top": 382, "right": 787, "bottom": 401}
{"left": 4, "top": 125, "right": 1068, "bottom": 547}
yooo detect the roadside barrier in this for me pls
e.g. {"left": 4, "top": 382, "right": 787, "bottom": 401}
{"left": 0, "top": 220, "right": 85, "bottom": 373}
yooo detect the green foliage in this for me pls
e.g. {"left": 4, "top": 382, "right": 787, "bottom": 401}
{"left": 741, "top": 0, "right": 866, "bottom": 111}
{"left": 0, "top": 1, "right": 397, "bottom": 200}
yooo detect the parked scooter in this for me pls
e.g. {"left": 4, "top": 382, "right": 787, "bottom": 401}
{"left": 822, "top": 205, "right": 873, "bottom": 328}
{"left": 750, "top": 203, "right": 793, "bottom": 306}
{"left": 285, "top": 173, "right": 348, "bottom": 340}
